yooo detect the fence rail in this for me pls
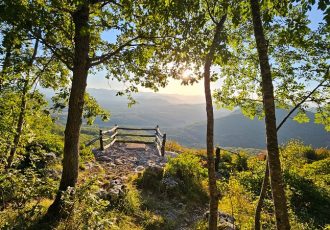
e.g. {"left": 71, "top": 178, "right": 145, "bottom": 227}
{"left": 85, "top": 125, "right": 167, "bottom": 156}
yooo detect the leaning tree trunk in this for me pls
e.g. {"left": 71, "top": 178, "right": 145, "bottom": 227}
{"left": 249, "top": 0, "right": 290, "bottom": 229}
{"left": 6, "top": 79, "right": 29, "bottom": 168}
{"left": 254, "top": 158, "right": 269, "bottom": 229}
{"left": 204, "top": 15, "right": 226, "bottom": 230}
{"left": 47, "top": 4, "right": 90, "bottom": 217}
{"left": 6, "top": 37, "right": 39, "bottom": 168}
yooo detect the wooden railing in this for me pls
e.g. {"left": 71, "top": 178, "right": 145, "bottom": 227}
{"left": 85, "top": 125, "right": 167, "bottom": 156}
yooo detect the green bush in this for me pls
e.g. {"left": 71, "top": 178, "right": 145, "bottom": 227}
{"left": 79, "top": 146, "right": 95, "bottom": 162}
{"left": 136, "top": 166, "right": 164, "bottom": 191}
{"left": 164, "top": 152, "right": 208, "bottom": 202}
{"left": 285, "top": 170, "right": 330, "bottom": 228}
{"left": 0, "top": 167, "right": 58, "bottom": 229}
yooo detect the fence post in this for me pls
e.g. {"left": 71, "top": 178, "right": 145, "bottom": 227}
{"left": 99, "top": 129, "right": 104, "bottom": 151}
{"left": 161, "top": 133, "right": 166, "bottom": 157}
{"left": 215, "top": 147, "right": 220, "bottom": 171}
{"left": 155, "top": 125, "right": 159, "bottom": 143}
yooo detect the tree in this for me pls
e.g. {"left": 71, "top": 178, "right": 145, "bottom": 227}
{"left": 254, "top": 67, "right": 329, "bottom": 230}
{"left": 204, "top": 13, "right": 227, "bottom": 229}
{"left": 249, "top": 0, "right": 290, "bottom": 228}
{"left": 150, "top": 1, "right": 230, "bottom": 227}
{"left": 6, "top": 37, "right": 39, "bottom": 168}
{"left": 0, "top": 0, "right": 71, "bottom": 168}
{"left": 3, "top": 0, "right": 175, "bottom": 217}
{"left": 213, "top": 1, "right": 329, "bottom": 228}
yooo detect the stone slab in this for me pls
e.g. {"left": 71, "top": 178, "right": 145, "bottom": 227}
{"left": 126, "top": 143, "right": 146, "bottom": 150}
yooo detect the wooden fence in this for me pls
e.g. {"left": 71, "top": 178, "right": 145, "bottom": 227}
{"left": 85, "top": 125, "right": 167, "bottom": 156}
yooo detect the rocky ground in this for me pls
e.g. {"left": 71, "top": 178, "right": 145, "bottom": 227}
{"left": 83, "top": 142, "right": 234, "bottom": 230}
{"left": 93, "top": 142, "right": 172, "bottom": 176}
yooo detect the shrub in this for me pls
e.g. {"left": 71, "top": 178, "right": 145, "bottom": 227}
{"left": 0, "top": 168, "right": 58, "bottom": 229}
{"left": 163, "top": 152, "right": 208, "bottom": 202}
{"left": 284, "top": 170, "right": 330, "bottom": 228}
{"left": 79, "top": 146, "right": 94, "bottom": 162}
{"left": 136, "top": 166, "right": 164, "bottom": 191}
{"left": 280, "top": 140, "right": 316, "bottom": 168}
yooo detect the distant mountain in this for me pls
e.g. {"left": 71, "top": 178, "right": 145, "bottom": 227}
{"left": 168, "top": 110, "right": 330, "bottom": 148}
{"left": 41, "top": 88, "right": 329, "bottom": 149}
{"left": 85, "top": 88, "right": 232, "bottom": 128}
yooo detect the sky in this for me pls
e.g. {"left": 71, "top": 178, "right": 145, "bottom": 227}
{"left": 87, "top": 4, "right": 325, "bottom": 96}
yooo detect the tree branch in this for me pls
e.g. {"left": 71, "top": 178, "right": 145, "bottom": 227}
{"left": 205, "top": 0, "right": 218, "bottom": 24}
{"left": 89, "top": 36, "right": 141, "bottom": 67}
{"left": 276, "top": 67, "right": 329, "bottom": 131}
{"left": 29, "top": 30, "right": 73, "bottom": 70}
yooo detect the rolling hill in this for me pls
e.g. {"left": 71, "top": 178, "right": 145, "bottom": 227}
{"left": 42, "top": 88, "right": 330, "bottom": 149}
{"left": 168, "top": 110, "right": 330, "bottom": 148}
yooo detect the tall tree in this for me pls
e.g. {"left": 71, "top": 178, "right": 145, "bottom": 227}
{"left": 204, "top": 13, "right": 227, "bottom": 229}
{"left": 46, "top": 2, "right": 91, "bottom": 216}
{"left": 6, "top": 37, "right": 39, "bottom": 168}
{"left": 249, "top": 0, "right": 290, "bottom": 228}
{"left": 8, "top": 0, "right": 174, "bottom": 217}
{"left": 254, "top": 68, "right": 329, "bottom": 229}
{"left": 213, "top": 1, "right": 329, "bottom": 227}
{"left": 0, "top": 0, "right": 70, "bottom": 168}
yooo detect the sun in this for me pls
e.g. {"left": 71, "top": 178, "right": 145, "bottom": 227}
{"left": 182, "top": 69, "right": 194, "bottom": 80}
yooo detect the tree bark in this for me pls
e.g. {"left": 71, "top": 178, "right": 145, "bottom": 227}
{"left": 204, "top": 15, "right": 226, "bottom": 230}
{"left": 249, "top": 0, "right": 290, "bottom": 229}
{"left": 47, "top": 3, "right": 90, "bottom": 217}
{"left": 6, "top": 37, "right": 39, "bottom": 168}
{"left": 254, "top": 69, "right": 329, "bottom": 229}
{"left": 254, "top": 157, "right": 269, "bottom": 230}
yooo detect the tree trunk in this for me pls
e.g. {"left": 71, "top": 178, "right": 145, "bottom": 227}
{"left": 6, "top": 37, "right": 39, "bottom": 168}
{"left": 6, "top": 79, "right": 29, "bottom": 168}
{"left": 0, "top": 43, "right": 12, "bottom": 90}
{"left": 204, "top": 15, "right": 226, "bottom": 230}
{"left": 254, "top": 158, "right": 269, "bottom": 230}
{"left": 47, "top": 3, "right": 90, "bottom": 217}
{"left": 249, "top": 0, "right": 290, "bottom": 229}
{"left": 254, "top": 70, "right": 328, "bottom": 229}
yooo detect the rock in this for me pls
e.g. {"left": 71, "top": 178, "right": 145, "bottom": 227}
{"left": 106, "top": 162, "right": 116, "bottom": 167}
{"left": 114, "top": 158, "right": 124, "bottom": 165}
{"left": 109, "top": 188, "right": 120, "bottom": 200}
{"left": 96, "top": 188, "right": 108, "bottom": 199}
{"left": 135, "top": 165, "right": 145, "bottom": 172}
{"left": 110, "top": 179, "right": 122, "bottom": 186}
{"left": 161, "top": 176, "right": 179, "bottom": 189}
{"left": 218, "top": 211, "right": 235, "bottom": 224}
{"left": 138, "top": 159, "right": 147, "bottom": 164}
{"left": 46, "top": 169, "right": 60, "bottom": 179}
{"left": 45, "top": 152, "right": 57, "bottom": 162}
{"left": 203, "top": 211, "right": 235, "bottom": 229}
{"left": 84, "top": 162, "right": 95, "bottom": 170}
{"left": 93, "top": 149, "right": 103, "bottom": 156}
{"left": 98, "top": 156, "right": 112, "bottom": 162}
